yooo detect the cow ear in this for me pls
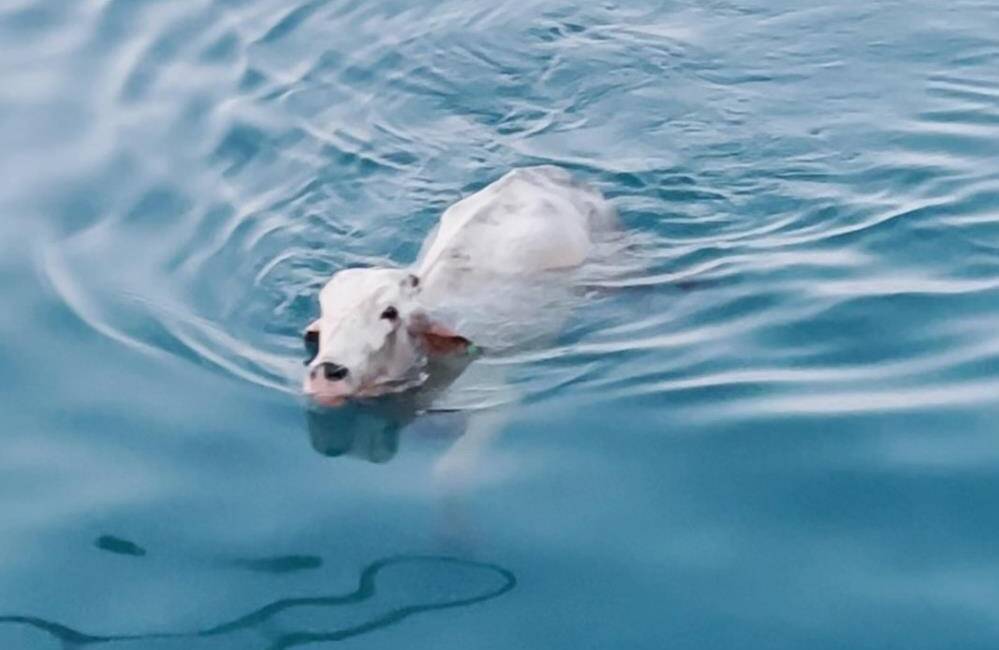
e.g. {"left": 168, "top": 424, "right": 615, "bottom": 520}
{"left": 423, "top": 323, "right": 471, "bottom": 356}
{"left": 400, "top": 273, "right": 420, "bottom": 295}
{"left": 408, "top": 314, "right": 470, "bottom": 356}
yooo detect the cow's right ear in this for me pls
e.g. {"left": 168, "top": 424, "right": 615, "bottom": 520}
{"left": 303, "top": 319, "right": 320, "bottom": 365}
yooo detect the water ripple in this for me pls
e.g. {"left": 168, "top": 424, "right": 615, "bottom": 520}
{"left": 23, "top": 0, "right": 999, "bottom": 425}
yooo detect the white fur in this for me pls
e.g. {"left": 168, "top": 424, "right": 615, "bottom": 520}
{"left": 304, "top": 165, "right": 615, "bottom": 405}
{"left": 416, "top": 165, "right": 614, "bottom": 297}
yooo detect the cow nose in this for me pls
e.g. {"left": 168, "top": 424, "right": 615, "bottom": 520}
{"left": 316, "top": 362, "right": 348, "bottom": 381}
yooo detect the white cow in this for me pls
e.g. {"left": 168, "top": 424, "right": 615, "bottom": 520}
{"left": 303, "top": 165, "right": 615, "bottom": 405}
{"left": 303, "top": 165, "right": 616, "bottom": 474}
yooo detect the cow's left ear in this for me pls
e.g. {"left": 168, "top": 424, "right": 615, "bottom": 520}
{"left": 422, "top": 321, "right": 471, "bottom": 356}
{"left": 408, "top": 313, "right": 470, "bottom": 356}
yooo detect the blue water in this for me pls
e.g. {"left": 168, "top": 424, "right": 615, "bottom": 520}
{"left": 3, "top": 0, "right": 999, "bottom": 648}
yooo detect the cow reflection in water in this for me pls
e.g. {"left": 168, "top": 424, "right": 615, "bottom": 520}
{"left": 307, "top": 371, "right": 527, "bottom": 552}
{"left": 305, "top": 353, "right": 493, "bottom": 472}
{"left": 307, "top": 404, "right": 472, "bottom": 464}
{"left": 308, "top": 406, "right": 402, "bottom": 463}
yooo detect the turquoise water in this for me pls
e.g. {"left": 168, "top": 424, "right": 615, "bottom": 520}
{"left": 3, "top": 0, "right": 999, "bottom": 647}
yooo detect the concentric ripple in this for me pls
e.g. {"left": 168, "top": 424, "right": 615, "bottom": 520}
{"left": 23, "top": 0, "right": 999, "bottom": 420}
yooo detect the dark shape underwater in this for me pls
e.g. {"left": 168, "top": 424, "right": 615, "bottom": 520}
{"left": 0, "top": 555, "right": 516, "bottom": 649}
{"left": 94, "top": 535, "right": 147, "bottom": 557}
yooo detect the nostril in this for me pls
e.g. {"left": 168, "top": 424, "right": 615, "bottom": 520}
{"left": 320, "top": 362, "right": 349, "bottom": 381}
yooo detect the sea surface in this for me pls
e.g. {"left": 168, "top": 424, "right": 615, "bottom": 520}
{"left": 2, "top": 0, "right": 999, "bottom": 648}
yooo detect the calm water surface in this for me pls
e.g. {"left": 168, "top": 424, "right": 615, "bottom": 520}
{"left": 3, "top": 0, "right": 999, "bottom": 648}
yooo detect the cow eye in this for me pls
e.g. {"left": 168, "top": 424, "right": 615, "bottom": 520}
{"left": 303, "top": 329, "right": 319, "bottom": 365}
{"left": 380, "top": 306, "right": 399, "bottom": 321}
